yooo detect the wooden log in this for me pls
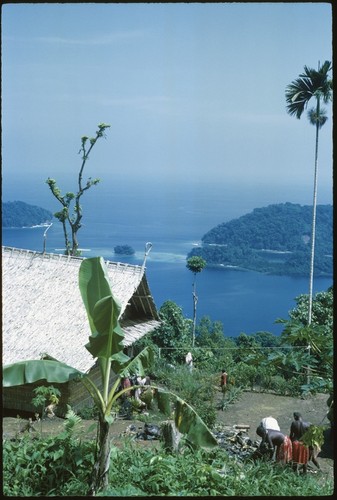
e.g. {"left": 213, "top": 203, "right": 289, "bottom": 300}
{"left": 234, "top": 424, "right": 250, "bottom": 429}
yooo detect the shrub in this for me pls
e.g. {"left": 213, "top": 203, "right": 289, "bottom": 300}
{"left": 269, "top": 375, "right": 288, "bottom": 395}
{"left": 219, "top": 386, "right": 243, "bottom": 411}
{"left": 287, "top": 375, "right": 306, "bottom": 397}
{"left": 154, "top": 365, "right": 218, "bottom": 428}
{"left": 231, "top": 362, "right": 257, "bottom": 390}
{"left": 3, "top": 410, "right": 95, "bottom": 496}
{"left": 255, "top": 365, "right": 275, "bottom": 391}
{"left": 77, "top": 404, "right": 99, "bottom": 420}
{"left": 101, "top": 441, "right": 333, "bottom": 497}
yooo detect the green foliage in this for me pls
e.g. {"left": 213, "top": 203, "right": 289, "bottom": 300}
{"left": 300, "top": 376, "right": 333, "bottom": 398}
{"left": 193, "top": 317, "right": 235, "bottom": 372}
{"left": 3, "top": 413, "right": 95, "bottom": 496}
{"left": 5, "top": 432, "right": 332, "bottom": 497}
{"left": 150, "top": 288, "right": 332, "bottom": 397}
{"left": 230, "top": 362, "right": 258, "bottom": 390}
{"left": 154, "top": 364, "right": 218, "bottom": 429}
{"left": 301, "top": 425, "right": 326, "bottom": 449}
{"left": 288, "top": 287, "right": 333, "bottom": 336}
{"left": 99, "top": 442, "right": 333, "bottom": 497}
{"left": 3, "top": 359, "right": 82, "bottom": 387}
{"left": 77, "top": 404, "right": 99, "bottom": 420}
{"left": 149, "top": 301, "right": 192, "bottom": 364}
{"left": 186, "top": 255, "right": 207, "bottom": 274}
{"left": 269, "top": 375, "right": 289, "bottom": 395}
{"left": 285, "top": 61, "right": 332, "bottom": 120}
{"left": 32, "top": 385, "right": 61, "bottom": 417}
{"left": 63, "top": 405, "right": 83, "bottom": 434}
{"left": 277, "top": 321, "right": 332, "bottom": 388}
{"left": 233, "top": 333, "right": 259, "bottom": 362}
{"left": 188, "top": 203, "right": 332, "bottom": 276}
{"left": 252, "top": 331, "right": 281, "bottom": 348}
{"left": 219, "top": 386, "right": 243, "bottom": 411}
{"left": 2, "top": 201, "right": 52, "bottom": 228}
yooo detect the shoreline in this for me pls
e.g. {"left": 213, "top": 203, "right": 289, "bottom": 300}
{"left": 206, "top": 262, "right": 333, "bottom": 278}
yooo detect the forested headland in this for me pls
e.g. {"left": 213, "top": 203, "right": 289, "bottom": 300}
{"left": 187, "top": 203, "right": 332, "bottom": 276}
{"left": 2, "top": 201, "right": 53, "bottom": 228}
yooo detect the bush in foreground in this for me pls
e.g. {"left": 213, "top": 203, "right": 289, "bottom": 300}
{"left": 3, "top": 422, "right": 333, "bottom": 496}
{"left": 102, "top": 442, "right": 333, "bottom": 496}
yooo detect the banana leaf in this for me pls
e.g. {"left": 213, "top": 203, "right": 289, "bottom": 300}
{"left": 3, "top": 359, "right": 83, "bottom": 387}
{"left": 155, "top": 388, "right": 172, "bottom": 416}
{"left": 79, "top": 258, "right": 126, "bottom": 372}
{"left": 119, "top": 346, "right": 154, "bottom": 378}
{"left": 153, "top": 388, "right": 218, "bottom": 449}
{"left": 174, "top": 398, "right": 218, "bottom": 449}
{"left": 78, "top": 257, "right": 114, "bottom": 334}
{"left": 85, "top": 295, "right": 125, "bottom": 360}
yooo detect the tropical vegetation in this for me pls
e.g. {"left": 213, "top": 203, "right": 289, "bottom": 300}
{"left": 187, "top": 203, "right": 332, "bottom": 276}
{"left": 3, "top": 73, "right": 334, "bottom": 495}
{"left": 2, "top": 201, "right": 52, "bottom": 228}
{"left": 3, "top": 423, "right": 332, "bottom": 497}
{"left": 137, "top": 286, "right": 333, "bottom": 398}
{"left": 3, "top": 282, "right": 333, "bottom": 496}
{"left": 3, "top": 257, "right": 217, "bottom": 495}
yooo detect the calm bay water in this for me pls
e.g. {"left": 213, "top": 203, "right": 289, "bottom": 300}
{"left": 2, "top": 180, "right": 332, "bottom": 337}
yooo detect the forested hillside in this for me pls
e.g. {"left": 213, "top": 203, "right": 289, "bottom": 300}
{"left": 2, "top": 201, "right": 52, "bottom": 228}
{"left": 188, "top": 203, "right": 332, "bottom": 276}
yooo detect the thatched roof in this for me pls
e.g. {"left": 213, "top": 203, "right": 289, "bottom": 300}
{"left": 2, "top": 246, "right": 160, "bottom": 372}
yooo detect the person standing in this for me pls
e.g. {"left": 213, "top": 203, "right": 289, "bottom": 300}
{"left": 220, "top": 369, "right": 228, "bottom": 394}
{"left": 290, "top": 412, "right": 320, "bottom": 474}
{"left": 185, "top": 352, "right": 193, "bottom": 372}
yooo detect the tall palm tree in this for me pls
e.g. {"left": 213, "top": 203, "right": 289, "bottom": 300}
{"left": 285, "top": 61, "right": 332, "bottom": 325}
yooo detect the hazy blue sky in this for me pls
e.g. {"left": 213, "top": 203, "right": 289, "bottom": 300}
{"left": 2, "top": 2, "right": 333, "bottom": 205}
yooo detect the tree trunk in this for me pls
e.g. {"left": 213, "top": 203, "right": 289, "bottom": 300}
{"left": 192, "top": 279, "right": 198, "bottom": 347}
{"left": 161, "top": 420, "right": 182, "bottom": 453}
{"left": 88, "top": 416, "right": 111, "bottom": 495}
{"left": 308, "top": 118, "right": 320, "bottom": 326}
{"left": 62, "top": 221, "right": 71, "bottom": 255}
{"left": 71, "top": 226, "right": 79, "bottom": 256}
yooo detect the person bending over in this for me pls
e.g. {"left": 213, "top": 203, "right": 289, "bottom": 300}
{"left": 257, "top": 426, "right": 292, "bottom": 464}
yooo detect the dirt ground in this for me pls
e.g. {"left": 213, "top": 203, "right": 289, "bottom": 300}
{"left": 3, "top": 391, "right": 334, "bottom": 483}
{"left": 215, "top": 390, "right": 334, "bottom": 478}
{"left": 215, "top": 390, "right": 332, "bottom": 436}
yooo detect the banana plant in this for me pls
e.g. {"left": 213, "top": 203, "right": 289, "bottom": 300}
{"left": 3, "top": 256, "right": 217, "bottom": 495}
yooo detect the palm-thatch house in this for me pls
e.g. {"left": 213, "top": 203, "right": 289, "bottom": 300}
{"left": 2, "top": 246, "right": 161, "bottom": 416}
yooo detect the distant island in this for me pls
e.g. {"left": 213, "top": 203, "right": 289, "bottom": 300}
{"left": 2, "top": 201, "right": 53, "bottom": 228}
{"left": 114, "top": 244, "right": 135, "bottom": 256}
{"left": 187, "top": 202, "right": 332, "bottom": 277}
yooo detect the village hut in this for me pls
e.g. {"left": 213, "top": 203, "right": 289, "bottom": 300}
{"left": 2, "top": 246, "right": 161, "bottom": 416}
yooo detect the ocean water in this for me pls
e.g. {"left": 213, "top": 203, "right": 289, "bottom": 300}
{"left": 2, "top": 180, "right": 332, "bottom": 337}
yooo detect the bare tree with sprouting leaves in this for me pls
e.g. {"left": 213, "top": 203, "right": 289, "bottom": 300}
{"left": 46, "top": 123, "right": 110, "bottom": 256}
